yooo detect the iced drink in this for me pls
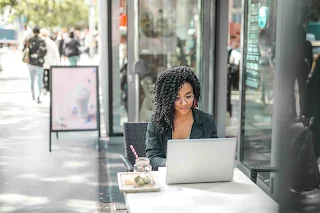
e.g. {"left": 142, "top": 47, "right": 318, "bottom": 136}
{"left": 75, "top": 85, "right": 91, "bottom": 118}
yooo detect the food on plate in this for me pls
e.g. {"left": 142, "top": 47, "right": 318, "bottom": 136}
{"left": 134, "top": 175, "right": 151, "bottom": 186}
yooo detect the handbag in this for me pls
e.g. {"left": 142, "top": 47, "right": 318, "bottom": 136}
{"left": 22, "top": 47, "right": 30, "bottom": 64}
{"left": 290, "top": 118, "right": 320, "bottom": 192}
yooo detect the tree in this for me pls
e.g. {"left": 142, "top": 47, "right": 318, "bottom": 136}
{"left": 0, "top": 0, "right": 18, "bottom": 12}
{"left": 0, "top": 0, "right": 89, "bottom": 28}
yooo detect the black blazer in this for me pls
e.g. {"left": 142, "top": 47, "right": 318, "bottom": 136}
{"left": 145, "top": 108, "right": 218, "bottom": 170}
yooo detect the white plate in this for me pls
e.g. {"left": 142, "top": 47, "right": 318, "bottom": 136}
{"left": 117, "top": 172, "right": 160, "bottom": 193}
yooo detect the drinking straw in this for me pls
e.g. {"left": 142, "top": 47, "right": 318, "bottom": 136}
{"left": 130, "top": 145, "right": 139, "bottom": 160}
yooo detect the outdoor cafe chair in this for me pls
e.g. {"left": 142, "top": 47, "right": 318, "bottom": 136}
{"left": 119, "top": 122, "right": 148, "bottom": 172}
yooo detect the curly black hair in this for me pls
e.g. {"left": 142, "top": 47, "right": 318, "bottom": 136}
{"left": 152, "top": 66, "right": 201, "bottom": 133}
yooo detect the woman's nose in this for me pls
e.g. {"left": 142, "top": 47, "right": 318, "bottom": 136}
{"left": 181, "top": 98, "right": 188, "bottom": 106}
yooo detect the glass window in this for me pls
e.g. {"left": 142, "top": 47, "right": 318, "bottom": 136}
{"left": 233, "top": 0, "right": 242, "bottom": 8}
{"left": 111, "top": 0, "right": 128, "bottom": 134}
{"left": 137, "top": 0, "right": 203, "bottom": 121}
{"left": 240, "top": 0, "right": 277, "bottom": 185}
{"left": 226, "top": 0, "right": 241, "bottom": 138}
{"left": 282, "top": 1, "right": 320, "bottom": 211}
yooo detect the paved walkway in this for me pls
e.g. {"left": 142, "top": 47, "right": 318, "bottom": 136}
{"left": 0, "top": 53, "right": 111, "bottom": 212}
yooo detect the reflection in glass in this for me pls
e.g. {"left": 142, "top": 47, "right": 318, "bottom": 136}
{"left": 112, "top": 0, "right": 128, "bottom": 134}
{"left": 282, "top": 2, "right": 320, "bottom": 212}
{"left": 241, "top": 0, "right": 277, "bottom": 185}
{"left": 137, "top": 0, "right": 203, "bottom": 121}
{"left": 226, "top": 0, "right": 242, "bottom": 138}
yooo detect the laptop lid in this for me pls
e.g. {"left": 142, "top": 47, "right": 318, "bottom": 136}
{"left": 166, "top": 138, "right": 237, "bottom": 185}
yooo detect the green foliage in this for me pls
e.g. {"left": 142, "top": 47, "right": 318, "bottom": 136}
{"left": 0, "top": 0, "right": 18, "bottom": 9}
{"left": 0, "top": 0, "right": 89, "bottom": 28}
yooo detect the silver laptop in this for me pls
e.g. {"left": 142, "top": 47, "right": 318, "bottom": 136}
{"left": 166, "top": 138, "right": 237, "bottom": 184}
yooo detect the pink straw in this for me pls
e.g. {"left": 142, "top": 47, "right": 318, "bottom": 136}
{"left": 130, "top": 145, "right": 139, "bottom": 160}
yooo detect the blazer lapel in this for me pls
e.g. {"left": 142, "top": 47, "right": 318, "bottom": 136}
{"left": 190, "top": 108, "right": 205, "bottom": 139}
{"left": 190, "top": 124, "right": 203, "bottom": 139}
{"left": 162, "top": 130, "right": 172, "bottom": 157}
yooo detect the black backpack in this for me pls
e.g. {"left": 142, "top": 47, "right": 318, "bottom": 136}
{"left": 290, "top": 119, "right": 320, "bottom": 193}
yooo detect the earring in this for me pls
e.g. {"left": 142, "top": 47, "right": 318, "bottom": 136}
{"left": 193, "top": 100, "right": 197, "bottom": 108}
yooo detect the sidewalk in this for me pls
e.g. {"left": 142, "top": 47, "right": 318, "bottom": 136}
{"left": 0, "top": 49, "right": 29, "bottom": 80}
{"left": 0, "top": 74, "right": 111, "bottom": 212}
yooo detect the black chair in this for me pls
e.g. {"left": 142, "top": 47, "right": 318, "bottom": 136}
{"left": 119, "top": 122, "right": 148, "bottom": 172}
{"left": 249, "top": 166, "right": 279, "bottom": 184}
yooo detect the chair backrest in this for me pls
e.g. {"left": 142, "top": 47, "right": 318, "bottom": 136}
{"left": 123, "top": 122, "right": 148, "bottom": 166}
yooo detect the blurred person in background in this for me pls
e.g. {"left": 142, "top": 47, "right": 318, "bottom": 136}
{"left": 57, "top": 28, "right": 69, "bottom": 65}
{"left": 22, "top": 25, "right": 33, "bottom": 48}
{"left": 26, "top": 27, "right": 47, "bottom": 103}
{"left": 40, "top": 28, "right": 60, "bottom": 95}
{"left": 227, "top": 37, "right": 241, "bottom": 117}
{"left": 291, "top": 26, "right": 313, "bottom": 119}
{"left": 65, "top": 31, "right": 81, "bottom": 66}
{"left": 57, "top": 32, "right": 65, "bottom": 64}
{"left": 258, "top": 28, "right": 275, "bottom": 105}
{"left": 303, "top": 54, "right": 320, "bottom": 158}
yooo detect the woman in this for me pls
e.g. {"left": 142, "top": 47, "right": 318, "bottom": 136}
{"left": 40, "top": 28, "right": 60, "bottom": 95}
{"left": 26, "top": 27, "right": 47, "bottom": 103}
{"left": 146, "top": 66, "right": 218, "bottom": 170}
{"left": 65, "top": 31, "right": 81, "bottom": 66}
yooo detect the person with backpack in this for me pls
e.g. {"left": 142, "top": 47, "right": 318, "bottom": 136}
{"left": 27, "top": 27, "right": 47, "bottom": 103}
{"left": 65, "top": 31, "right": 81, "bottom": 66}
{"left": 40, "top": 28, "right": 60, "bottom": 95}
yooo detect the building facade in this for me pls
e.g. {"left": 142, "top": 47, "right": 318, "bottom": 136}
{"left": 99, "top": 0, "right": 320, "bottom": 209}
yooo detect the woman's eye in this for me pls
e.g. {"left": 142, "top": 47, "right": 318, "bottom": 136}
{"left": 186, "top": 95, "right": 192, "bottom": 99}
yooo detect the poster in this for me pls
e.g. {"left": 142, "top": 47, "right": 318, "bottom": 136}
{"left": 245, "top": 1, "right": 261, "bottom": 90}
{"left": 50, "top": 66, "right": 99, "bottom": 131}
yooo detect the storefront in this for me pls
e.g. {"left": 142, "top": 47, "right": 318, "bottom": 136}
{"left": 101, "top": 0, "right": 228, "bottom": 137}
{"left": 99, "top": 0, "right": 318, "bottom": 207}
{"left": 237, "top": 0, "right": 278, "bottom": 198}
{"left": 99, "top": 0, "right": 280, "bottom": 200}
{"left": 238, "top": 0, "right": 319, "bottom": 207}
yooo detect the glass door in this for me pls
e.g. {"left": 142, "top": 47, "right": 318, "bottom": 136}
{"left": 127, "top": 0, "right": 204, "bottom": 122}
{"left": 108, "top": 0, "right": 128, "bottom": 135}
{"left": 238, "top": 0, "right": 278, "bottom": 195}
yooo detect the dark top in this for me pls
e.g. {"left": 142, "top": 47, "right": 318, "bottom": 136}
{"left": 28, "top": 36, "right": 47, "bottom": 67}
{"left": 65, "top": 39, "right": 81, "bottom": 57}
{"left": 145, "top": 108, "right": 218, "bottom": 170}
{"left": 305, "top": 55, "right": 320, "bottom": 121}
{"left": 59, "top": 39, "right": 65, "bottom": 56}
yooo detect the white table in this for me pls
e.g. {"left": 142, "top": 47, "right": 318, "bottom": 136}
{"left": 124, "top": 168, "right": 279, "bottom": 213}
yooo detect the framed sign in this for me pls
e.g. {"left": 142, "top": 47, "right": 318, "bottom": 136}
{"left": 49, "top": 66, "right": 100, "bottom": 151}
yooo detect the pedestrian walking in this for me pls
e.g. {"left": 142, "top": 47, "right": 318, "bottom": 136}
{"left": 40, "top": 28, "right": 60, "bottom": 95}
{"left": 26, "top": 27, "right": 47, "bottom": 103}
{"left": 65, "top": 31, "right": 81, "bottom": 66}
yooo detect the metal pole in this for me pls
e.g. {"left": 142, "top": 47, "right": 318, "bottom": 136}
{"left": 49, "top": 133, "right": 51, "bottom": 152}
{"left": 89, "top": 0, "right": 96, "bottom": 58}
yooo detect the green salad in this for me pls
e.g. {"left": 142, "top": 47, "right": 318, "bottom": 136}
{"left": 134, "top": 175, "right": 151, "bottom": 186}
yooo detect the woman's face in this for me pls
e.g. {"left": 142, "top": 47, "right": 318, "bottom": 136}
{"left": 174, "top": 82, "right": 194, "bottom": 115}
